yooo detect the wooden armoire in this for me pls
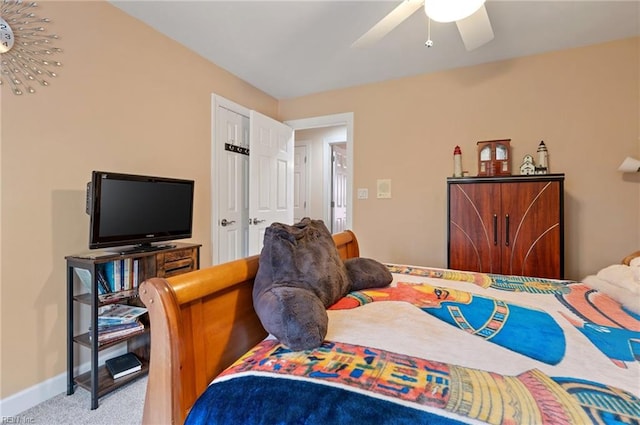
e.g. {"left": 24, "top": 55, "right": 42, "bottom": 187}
{"left": 447, "top": 174, "right": 564, "bottom": 279}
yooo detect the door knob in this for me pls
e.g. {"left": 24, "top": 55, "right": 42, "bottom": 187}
{"left": 220, "top": 218, "right": 236, "bottom": 227}
{"left": 252, "top": 218, "right": 266, "bottom": 225}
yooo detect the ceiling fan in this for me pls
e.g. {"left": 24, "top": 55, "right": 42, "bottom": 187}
{"left": 352, "top": 0, "right": 494, "bottom": 51}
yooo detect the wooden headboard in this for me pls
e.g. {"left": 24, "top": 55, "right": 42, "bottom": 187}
{"left": 138, "top": 230, "right": 360, "bottom": 425}
{"left": 622, "top": 250, "right": 640, "bottom": 266}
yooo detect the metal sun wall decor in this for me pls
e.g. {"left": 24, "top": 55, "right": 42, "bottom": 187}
{"left": 0, "top": 0, "right": 62, "bottom": 95}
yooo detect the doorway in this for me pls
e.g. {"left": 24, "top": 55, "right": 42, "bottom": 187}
{"left": 285, "top": 113, "right": 353, "bottom": 234}
{"left": 292, "top": 127, "right": 348, "bottom": 233}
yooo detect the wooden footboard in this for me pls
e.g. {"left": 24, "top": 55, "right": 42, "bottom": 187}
{"left": 138, "top": 230, "right": 360, "bottom": 425}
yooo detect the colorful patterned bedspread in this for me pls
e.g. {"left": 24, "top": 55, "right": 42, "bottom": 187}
{"left": 185, "top": 264, "right": 640, "bottom": 425}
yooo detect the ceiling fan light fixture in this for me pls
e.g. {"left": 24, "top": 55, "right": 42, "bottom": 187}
{"left": 424, "top": 0, "right": 486, "bottom": 23}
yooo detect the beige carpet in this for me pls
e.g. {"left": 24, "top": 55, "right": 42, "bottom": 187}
{"left": 17, "top": 376, "right": 146, "bottom": 425}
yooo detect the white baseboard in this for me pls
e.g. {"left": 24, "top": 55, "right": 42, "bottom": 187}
{"left": 0, "top": 346, "right": 126, "bottom": 417}
{"left": 0, "top": 370, "right": 69, "bottom": 417}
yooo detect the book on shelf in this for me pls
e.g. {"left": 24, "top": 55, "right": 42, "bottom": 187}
{"left": 95, "top": 320, "right": 145, "bottom": 343}
{"left": 132, "top": 259, "right": 140, "bottom": 288}
{"left": 97, "top": 303, "right": 147, "bottom": 326}
{"left": 123, "top": 258, "right": 132, "bottom": 290}
{"left": 98, "top": 289, "right": 138, "bottom": 305}
{"left": 100, "top": 258, "right": 139, "bottom": 292}
{"left": 96, "top": 268, "right": 111, "bottom": 294}
{"left": 105, "top": 352, "right": 142, "bottom": 379}
{"left": 97, "top": 320, "right": 143, "bottom": 332}
{"left": 103, "top": 261, "right": 119, "bottom": 292}
{"left": 88, "top": 320, "right": 145, "bottom": 343}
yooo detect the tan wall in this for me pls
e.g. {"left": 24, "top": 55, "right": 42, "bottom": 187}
{"left": 279, "top": 37, "right": 640, "bottom": 280}
{"left": 1, "top": 0, "right": 638, "bottom": 404}
{"left": 0, "top": 1, "right": 278, "bottom": 398}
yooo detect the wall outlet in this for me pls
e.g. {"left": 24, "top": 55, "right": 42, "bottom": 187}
{"left": 357, "top": 188, "right": 368, "bottom": 199}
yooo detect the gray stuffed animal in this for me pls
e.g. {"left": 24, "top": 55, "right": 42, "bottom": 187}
{"left": 253, "top": 218, "right": 392, "bottom": 351}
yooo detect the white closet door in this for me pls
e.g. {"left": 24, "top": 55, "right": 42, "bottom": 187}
{"left": 215, "top": 106, "right": 249, "bottom": 263}
{"left": 248, "top": 110, "right": 294, "bottom": 256}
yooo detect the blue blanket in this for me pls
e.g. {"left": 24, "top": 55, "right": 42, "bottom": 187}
{"left": 185, "top": 375, "right": 464, "bottom": 425}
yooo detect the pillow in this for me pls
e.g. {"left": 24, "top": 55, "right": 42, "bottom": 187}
{"left": 630, "top": 256, "right": 640, "bottom": 282}
{"left": 344, "top": 257, "right": 393, "bottom": 291}
{"left": 252, "top": 218, "right": 391, "bottom": 350}
{"left": 253, "top": 218, "right": 351, "bottom": 351}
{"left": 596, "top": 264, "right": 638, "bottom": 292}
{"left": 583, "top": 275, "right": 640, "bottom": 314}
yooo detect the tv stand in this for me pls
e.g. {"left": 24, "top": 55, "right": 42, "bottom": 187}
{"left": 118, "top": 243, "right": 177, "bottom": 255}
{"left": 66, "top": 242, "right": 201, "bottom": 409}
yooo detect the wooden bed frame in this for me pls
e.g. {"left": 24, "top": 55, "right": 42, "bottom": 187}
{"left": 622, "top": 250, "right": 640, "bottom": 266}
{"left": 137, "top": 230, "right": 360, "bottom": 425}
{"left": 138, "top": 231, "right": 636, "bottom": 425}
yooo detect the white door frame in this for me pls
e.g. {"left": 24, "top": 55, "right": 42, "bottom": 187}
{"left": 285, "top": 113, "right": 354, "bottom": 231}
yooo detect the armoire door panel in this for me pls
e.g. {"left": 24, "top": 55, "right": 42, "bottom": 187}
{"left": 500, "top": 181, "right": 561, "bottom": 278}
{"left": 448, "top": 182, "right": 501, "bottom": 273}
{"left": 510, "top": 227, "right": 561, "bottom": 278}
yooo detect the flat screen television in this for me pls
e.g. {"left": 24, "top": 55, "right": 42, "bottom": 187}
{"left": 87, "top": 171, "right": 195, "bottom": 253}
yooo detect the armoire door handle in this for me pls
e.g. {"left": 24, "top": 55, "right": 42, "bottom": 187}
{"left": 505, "top": 214, "right": 510, "bottom": 246}
{"left": 493, "top": 214, "right": 498, "bottom": 245}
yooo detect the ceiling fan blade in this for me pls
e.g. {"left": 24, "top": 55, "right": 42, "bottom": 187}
{"left": 456, "top": 4, "right": 494, "bottom": 51}
{"left": 351, "top": 0, "right": 424, "bottom": 48}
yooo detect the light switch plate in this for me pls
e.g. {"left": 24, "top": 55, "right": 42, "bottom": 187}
{"left": 357, "top": 188, "right": 368, "bottom": 199}
{"left": 377, "top": 179, "right": 391, "bottom": 199}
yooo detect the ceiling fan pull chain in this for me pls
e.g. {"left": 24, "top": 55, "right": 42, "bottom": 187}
{"left": 425, "top": 18, "right": 434, "bottom": 48}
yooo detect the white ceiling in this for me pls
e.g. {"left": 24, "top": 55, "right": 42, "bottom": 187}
{"left": 110, "top": 1, "right": 640, "bottom": 100}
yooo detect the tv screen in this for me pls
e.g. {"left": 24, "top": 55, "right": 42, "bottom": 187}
{"left": 88, "top": 171, "right": 194, "bottom": 252}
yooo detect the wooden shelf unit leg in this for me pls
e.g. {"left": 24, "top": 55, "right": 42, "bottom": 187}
{"left": 66, "top": 264, "right": 75, "bottom": 396}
